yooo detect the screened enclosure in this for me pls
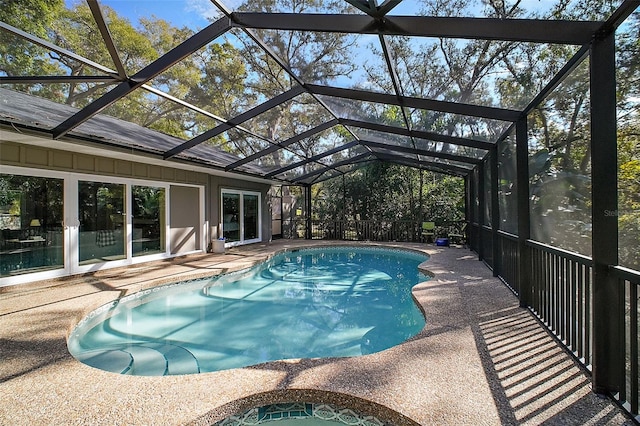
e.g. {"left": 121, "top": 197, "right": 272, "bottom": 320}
{"left": 1, "top": 0, "right": 640, "bottom": 420}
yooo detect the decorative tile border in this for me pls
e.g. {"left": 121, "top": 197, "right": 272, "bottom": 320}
{"left": 214, "top": 402, "right": 387, "bottom": 426}
{"left": 280, "top": 245, "right": 429, "bottom": 263}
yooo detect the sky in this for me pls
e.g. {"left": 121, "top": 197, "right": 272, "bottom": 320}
{"left": 63, "top": 0, "right": 600, "bottom": 31}
{"left": 64, "top": 0, "right": 230, "bottom": 30}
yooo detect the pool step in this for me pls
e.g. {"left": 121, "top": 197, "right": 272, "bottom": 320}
{"left": 125, "top": 345, "right": 168, "bottom": 376}
{"left": 143, "top": 343, "right": 200, "bottom": 375}
{"left": 77, "top": 343, "right": 200, "bottom": 376}
{"left": 77, "top": 349, "right": 133, "bottom": 374}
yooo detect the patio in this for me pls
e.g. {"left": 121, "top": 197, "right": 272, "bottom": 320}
{"left": 0, "top": 241, "right": 632, "bottom": 425}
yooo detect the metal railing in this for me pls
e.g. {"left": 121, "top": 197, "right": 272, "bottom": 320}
{"left": 312, "top": 220, "right": 423, "bottom": 242}
{"left": 527, "top": 240, "right": 594, "bottom": 367}
{"left": 497, "top": 230, "right": 519, "bottom": 294}
{"left": 481, "top": 225, "right": 493, "bottom": 268}
{"left": 493, "top": 236, "right": 640, "bottom": 421}
{"left": 469, "top": 222, "right": 480, "bottom": 253}
{"left": 282, "top": 219, "right": 466, "bottom": 243}
{"left": 611, "top": 265, "right": 640, "bottom": 416}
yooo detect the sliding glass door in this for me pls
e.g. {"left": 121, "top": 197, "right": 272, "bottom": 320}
{"left": 222, "top": 190, "right": 261, "bottom": 246}
{"left": 0, "top": 173, "right": 64, "bottom": 277}
{"left": 222, "top": 192, "right": 240, "bottom": 242}
{"left": 132, "top": 186, "right": 165, "bottom": 257}
{"left": 0, "top": 167, "right": 199, "bottom": 286}
{"left": 243, "top": 193, "right": 259, "bottom": 241}
{"left": 78, "top": 181, "right": 126, "bottom": 265}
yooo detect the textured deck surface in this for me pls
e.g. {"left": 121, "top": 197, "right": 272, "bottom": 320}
{"left": 0, "top": 240, "right": 633, "bottom": 425}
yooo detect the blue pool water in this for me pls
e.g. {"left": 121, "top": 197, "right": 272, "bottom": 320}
{"left": 68, "top": 246, "right": 429, "bottom": 375}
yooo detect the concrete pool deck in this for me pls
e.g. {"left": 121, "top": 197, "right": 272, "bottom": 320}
{"left": 0, "top": 240, "right": 634, "bottom": 425}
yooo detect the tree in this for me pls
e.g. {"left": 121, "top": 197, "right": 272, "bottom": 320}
{"left": 314, "top": 163, "right": 464, "bottom": 227}
{"left": 0, "top": 0, "right": 63, "bottom": 73}
{"left": 218, "top": 0, "right": 357, "bottom": 166}
{"left": 0, "top": 0, "right": 65, "bottom": 97}
{"left": 616, "top": 12, "right": 640, "bottom": 269}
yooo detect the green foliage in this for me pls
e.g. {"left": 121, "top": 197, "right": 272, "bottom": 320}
{"left": 132, "top": 186, "right": 164, "bottom": 219}
{"left": 0, "top": 0, "right": 64, "bottom": 77}
{"left": 0, "top": 174, "right": 64, "bottom": 228}
{"left": 618, "top": 126, "right": 640, "bottom": 269}
{"left": 314, "top": 163, "right": 464, "bottom": 225}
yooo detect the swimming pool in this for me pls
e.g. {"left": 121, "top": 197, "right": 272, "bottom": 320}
{"left": 68, "top": 246, "right": 429, "bottom": 375}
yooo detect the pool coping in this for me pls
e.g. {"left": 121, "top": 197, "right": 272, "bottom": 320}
{"left": 0, "top": 240, "right": 633, "bottom": 425}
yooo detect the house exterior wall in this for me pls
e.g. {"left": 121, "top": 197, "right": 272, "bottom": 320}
{"left": 170, "top": 185, "right": 201, "bottom": 254}
{"left": 0, "top": 141, "right": 208, "bottom": 186}
{"left": 0, "top": 138, "right": 272, "bottom": 285}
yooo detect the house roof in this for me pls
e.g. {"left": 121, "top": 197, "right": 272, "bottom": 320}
{"left": 0, "top": 87, "right": 267, "bottom": 176}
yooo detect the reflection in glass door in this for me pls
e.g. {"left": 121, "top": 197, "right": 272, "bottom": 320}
{"left": 222, "top": 190, "right": 261, "bottom": 245}
{"left": 270, "top": 186, "right": 282, "bottom": 238}
{"left": 0, "top": 174, "right": 64, "bottom": 277}
{"left": 78, "top": 181, "right": 126, "bottom": 264}
{"left": 132, "top": 186, "right": 165, "bottom": 257}
{"left": 222, "top": 193, "right": 240, "bottom": 242}
{"left": 243, "top": 194, "right": 258, "bottom": 240}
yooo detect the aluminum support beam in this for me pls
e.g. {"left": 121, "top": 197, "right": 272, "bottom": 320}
{"left": 0, "top": 21, "right": 120, "bottom": 76}
{"left": 292, "top": 152, "right": 372, "bottom": 182}
{"left": 341, "top": 118, "right": 494, "bottom": 150}
{"left": 490, "top": 145, "right": 501, "bottom": 277}
{"left": 305, "top": 185, "right": 312, "bottom": 239}
{"left": 232, "top": 14, "right": 602, "bottom": 44}
{"left": 516, "top": 118, "right": 531, "bottom": 307}
{"left": 377, "top": 34, "right": 419, "bottom": 161}
{"left": 477, "top": 164, "right": 485, "bottom": 261}
{"left": 361, "top": 140, "right": 481, "bottom": 164}
{"left": 464, "top": 175, "right": 470, "bottom": 244}
{"left": 141, "top": 85, "right": 269, "bottom": 144}
{"left": 393, "top": 162, "right": 467, "bottom": 177}
{"left": 225, "top": 119, "right": 338, "bottom": 171}
{"left": 0, "top": 76, "right": 118, "bottom": 84}
{"left": 376, "top": 159, "right": 467, "bottom": 177}
{"left": 521, "top": 45, "right": 590, "bottom": 119}
{"left": 377, "top": 0, "right": 404, "bottom": 16}
{"left": 342, "top": 0, "right": 373, "bottom": 15}
{"left": 87, "top": 0, "right": 127, "bottom": 79}
{"left": 264, "top": 141, "right": 360, "bottom": 178}
{"left": 468, "top": 168, "right": 477, "bottom": 250}
{"left": 307, "top": 158, "right": 376, "bottom": 184}
{"left": 519, "top": 0, "right": 639, "bottom": 120}
{"left": 375, "top": 153, "right": 471, "bottom": 176}
{"left": 308, "top": 84, "right": 520, "bottom": 122}
{"left": 590, "top": 29, "right": 622, "bottom": 395}
{"left": 214, "top": 0, "right": 363, "bottom": 145}
{"left": 51, "top": 17, "right": 232, "bottom": 139}
{"left": 163, "top": 85, "right": 304, "bottom": 159}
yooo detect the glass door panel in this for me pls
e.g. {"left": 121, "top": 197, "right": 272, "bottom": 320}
{"left": 222, "top": 190, "right": 261, "bottom": 245}
{"left": 0, "top": 174, "right": 64, "bottom": 276}
{"left": 78, "top": 181, "right": 126, "bottom": 264}
{"left": 222, "top": 193, "right": 240, "bottom": 242}
{"left": 132, "top": 186, "right": 166, "bottom": 257}
{"left": 270, "top": 186, "right": 282, "bottom": 239}
{"left": 243, "top": 194, "right": 259, "bottom": 240}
